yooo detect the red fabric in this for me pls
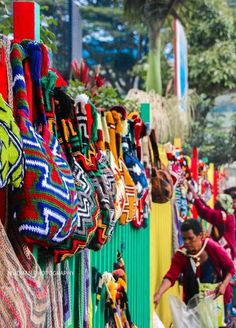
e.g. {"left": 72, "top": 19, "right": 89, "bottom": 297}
{"left": 191, "top": 147, "right": 198, "bottom": 182}
{"left": 0, "top": 46, "right": 8, "bottom": 101}
{"left": 40, "top": 44, "right": 49, "bottom": 77}
{"left": 0, "top": 47, "right": 8, "bottom": 224}
{"left": 164, "top": 238, "right": 235, "bottom": 304}
{"left": 194, "top": 198, "right": 236, "bottom": 259}
{"left": 213, "top": 169, "right": 218, "bottom": 205}
{"left": 85, "top": 104, "right": 93, "bottom": 140}
{"left": 50, "top": 68, "right": 67, "bottom": 88}
{"left": 23, "top": 60, "right": 34, "bottom": 123}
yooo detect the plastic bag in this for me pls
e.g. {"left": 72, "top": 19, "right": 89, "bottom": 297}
{"left": 169, "top": 294, "right": 218, "bottom": 328}
{"left": 153, "top": 312, "right": 165, "bottom": 328}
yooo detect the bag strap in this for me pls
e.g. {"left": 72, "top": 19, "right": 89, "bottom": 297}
{"left": 149, "top": 129, "right": 161, "bottom": 168}
{"left": 11, "top": 43, "right": 31, "bottom": 118}
{"left": 20, "top": 40, "right": 47, "bottom": 127}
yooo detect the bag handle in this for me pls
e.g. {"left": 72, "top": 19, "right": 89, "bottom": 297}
{"left": 21, "top": 40, "right": 48, "bottom": 127}
{"left": 11, "top": 43, "right": 31, "bottom": 118}
{"left": 149, "top": 129, "right": 161, "bottom": 168}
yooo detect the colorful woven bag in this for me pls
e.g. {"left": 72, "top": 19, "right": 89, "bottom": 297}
{"left": 10, "top": 42, "right": 79, "bottom": 246}
{"left": 122, "top": 120, "right": 148, "bottom": 200}
{"left": 110, "top": 109, "right": 137, "bottom": 224}
{"left": 0, "top": 94, "right": 24, "bottom": 188}
{"left": 102, "top": 111, "right": 125, "bottom": 222}
{"left": 0, "top": 219, "right": 49, "bottom": 326}
{"left": 72, "top": 98, "right": 116, "bottom": 249}
{"left": 41, "top": 84, "right": 99, "bottom": 263}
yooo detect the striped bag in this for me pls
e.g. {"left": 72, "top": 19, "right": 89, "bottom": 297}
{"left": 109, "top": 108, "right": 137, "bottom": 224}
{"left": 41, "top": 83, "right": 99, "bottom": 263}
{"left": 73, "top": 99, "right": 116, "bottom": 249}
{"left": 10, "top": 42, "right": 79, "bottom": 246}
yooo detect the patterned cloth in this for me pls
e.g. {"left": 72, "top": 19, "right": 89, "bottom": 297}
{"left": 0, "top": 219, "right": 49, "bottom": 326}
{"left": 10, "top": 42, "right": 79, "bottom": 246}
{"left": 0, "top": 94, "right": 24, "bottom": 188}
{"left": 217, "top": 193, "right": 234, "bottom": 215}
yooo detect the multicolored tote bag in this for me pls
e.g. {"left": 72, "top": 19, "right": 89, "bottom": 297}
{"left": 102, "top": 111, "right": 125, "bottom": 222}
{"left": 122, "top": 120, "right": 148, "bottom": 200}
{"left": 10, "top": 42, "right": 79, "bottom": 246}
{"left": 110, "top": 109, "right": 137, "bottom": 224}
{"left": 72, "top": 99, "right": 116, "bottom": 249}
{"left": 0, "top": 218, "right": 49, "bottom": 326}
{"left": 43, "top": 86, "right": 99, "bottom": 262}
{"left": 0, "top": 94, "right": 24, "bottom": 188}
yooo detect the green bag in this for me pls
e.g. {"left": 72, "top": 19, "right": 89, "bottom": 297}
{"left": 199, "top": 282, "right": 226, "bottom": 327}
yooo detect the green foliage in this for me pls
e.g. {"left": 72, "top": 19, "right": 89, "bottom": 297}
{"left": 67, "top": 79, "right": 138, "bottom": 112}
{"left": 0, "top": 2, "right": 57, "bottom": 52}
{"left": 40, "top": 6, "right": 58, "bottom": 52}
{"left": 183, "top": 0, "right": 236, "bottom": 98}
{"left": 80, "top": 0, "right": 148, "bottom": 94}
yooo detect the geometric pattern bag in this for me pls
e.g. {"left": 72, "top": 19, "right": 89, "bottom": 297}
{"left": 0, "top": 93, "right": 24, "bottom": 188}
{"left": 122, "top": 120, "right": 148, "bottom": 200}
{"left": 42, "top": 88, "right": 99, "bottom": 262}
{"left": 0, "top": 219, "right": 49, "bottom": 326}
{"left": 110, "top": 109, "right": 137, "bottom": 224}
{"left": 73, "top": 100, "right": 116, "bottom": 249}
{"left": 10, "top": 42, "right": 79, "bottom": 246}
{"left": 101, "top": 111, "right": 126, "bottom": 223}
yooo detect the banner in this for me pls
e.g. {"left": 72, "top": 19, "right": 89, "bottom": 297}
{"left": 174, "top": 18, "right": 188, "bottom": 112}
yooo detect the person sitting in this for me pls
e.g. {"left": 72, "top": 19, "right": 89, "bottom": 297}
{"left": 153, "top": 219, "right": 235, "bottom": 327}
{"left": 188, "top": 183, "right": 236, "bottom": 260}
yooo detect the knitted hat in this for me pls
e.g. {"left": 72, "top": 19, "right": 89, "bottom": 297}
{"left": 217, "top": 193, "right": 234, "bottom": 214}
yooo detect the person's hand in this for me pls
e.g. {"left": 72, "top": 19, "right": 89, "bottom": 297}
{"left": 214, "top": 282, "right": 227, "bottom": 299}
{"left": 153, "top": 292, "right": 161, "bottom": 307}
{"left": 187, "top": 181, "right": 198, "bottom": 199}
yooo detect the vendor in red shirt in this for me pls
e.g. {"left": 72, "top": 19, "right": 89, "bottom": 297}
{"left": 188, "top": 183, "right": 236, "bottom": 260}
{"left": 153, "top": 219, "right": 235, "bottom": 326}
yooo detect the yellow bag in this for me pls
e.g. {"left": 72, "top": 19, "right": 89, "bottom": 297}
{"left": 110, "top": 109, "right": 137, "bottom": 224}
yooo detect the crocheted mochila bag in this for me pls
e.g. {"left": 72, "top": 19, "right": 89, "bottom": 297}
{"left": 41, "top": 82, "right": 99, "bottom": 263}
{"left": 150, "top": 129, "right": 173, "bottom": 203}
{"left": 110, "top": 108, "right": 137, "bottom": 224}
{"left": 122, "top": 119, "right": 148, "bottom": 200}
{"left": 72, "top": 98, "right": 116, "bottom": 250}
{"left": 0, "top": 218, "right": 49, "bottom": 326}
{"left": 0, "top": 94, "right": 24, "bottom": 188}
{"left": 102, "top": 111, "right": 125, "bottom": 222}
{"left": 10, "top": 41, "right": 79, "bottom": 246}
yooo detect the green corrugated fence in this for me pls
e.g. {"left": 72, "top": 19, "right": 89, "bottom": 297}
{"left": 90, "top": 222, "right": 150, "bottom": 327}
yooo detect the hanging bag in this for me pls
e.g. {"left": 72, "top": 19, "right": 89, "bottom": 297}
{"left": 42, "top": 86, "right": 99, "bottom": 263}
{"left": 0, "top": 94, "right": 24, "bottom": 188}
{"left": 0, "top": 218, "right": 49, "bottom": 326}
{"left": 73, "top": 99, "right": 116, "bottom": 249}
{"left": 149, "top": 129, "right": 173, "bottom": 203}
{"left": 122, "top": 119, "right": 148, "bottom": 200}
{"left": 110, "top": 108, "right": 137, "bottom": 224}
{"left": 10, "top": 42, "right": 79, "bottom": 246}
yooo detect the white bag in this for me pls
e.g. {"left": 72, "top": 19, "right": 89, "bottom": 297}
{"left": 169, "top": 294, "right": 218, "bottom": 328}
{"left": 153, "top": 312, "right": 165, "bottom": 328}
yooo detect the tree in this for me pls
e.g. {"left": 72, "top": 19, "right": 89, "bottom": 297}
{"left": 79, "top": 0, "right": 148, "bottom": 94}
{"left": 123, "top": 0, "right": 182, "bottom": 95}
{"left": 182, "top": 0, "right": 236, "bottom": 100}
